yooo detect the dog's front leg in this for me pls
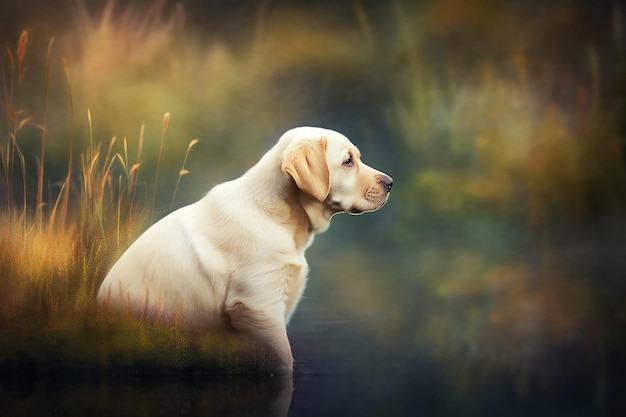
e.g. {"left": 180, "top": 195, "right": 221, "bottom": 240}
{"left": 225, "top": 297, "right": 293, "bottom": 375}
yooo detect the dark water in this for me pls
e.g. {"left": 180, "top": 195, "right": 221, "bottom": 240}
{"left": 1, "top": 307, "right": 624, "bottom": 417}
{"left": 0, "top": 357, "right": 622, "bottom": 417}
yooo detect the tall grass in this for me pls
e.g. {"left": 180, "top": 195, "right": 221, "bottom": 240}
{"left": 0, "top": 30, "right": 259, "bottom": 376}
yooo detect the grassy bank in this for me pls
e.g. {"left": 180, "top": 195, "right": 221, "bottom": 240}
{"left": 0, "top": 29, "right": 262, "bottom": 377}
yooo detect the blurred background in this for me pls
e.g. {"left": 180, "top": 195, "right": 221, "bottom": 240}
{"left": 1, "top": 0, "right": 625, "bottom": 414}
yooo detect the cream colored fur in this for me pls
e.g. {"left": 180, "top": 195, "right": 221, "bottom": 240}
{"left": 96, "top": 126, "right": 393, "bottom": 375}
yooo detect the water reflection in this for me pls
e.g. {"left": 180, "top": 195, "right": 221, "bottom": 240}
{"left": 0, "top": 362, "right": 617, "bottom": 416}
{"left": 1, "top": 374, "right": 293, "bottom": 416}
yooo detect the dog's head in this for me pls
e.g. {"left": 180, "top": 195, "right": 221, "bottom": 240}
{"left": 281, "top": 127, "right": 393, "bottom": 215}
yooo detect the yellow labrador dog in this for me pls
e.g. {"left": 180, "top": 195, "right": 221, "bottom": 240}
{"left": 97, "top": 126, "right": 393, "bottom": 374}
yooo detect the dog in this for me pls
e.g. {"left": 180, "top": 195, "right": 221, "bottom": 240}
{"left": 97, "top": 126, "right": 393, "bottom": 374}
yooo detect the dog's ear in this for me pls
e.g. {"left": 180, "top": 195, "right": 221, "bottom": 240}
{"left": 282, "top": 138, "right": 330, "bottom": 202}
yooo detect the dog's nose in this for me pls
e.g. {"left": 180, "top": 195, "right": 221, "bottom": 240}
{"left": 380, "top": 175, "right": 393, "bottom": 193}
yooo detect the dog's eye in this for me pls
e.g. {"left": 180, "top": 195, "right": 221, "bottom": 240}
{"left": 342, "top": 154, "right": 353, "bottom": 167}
